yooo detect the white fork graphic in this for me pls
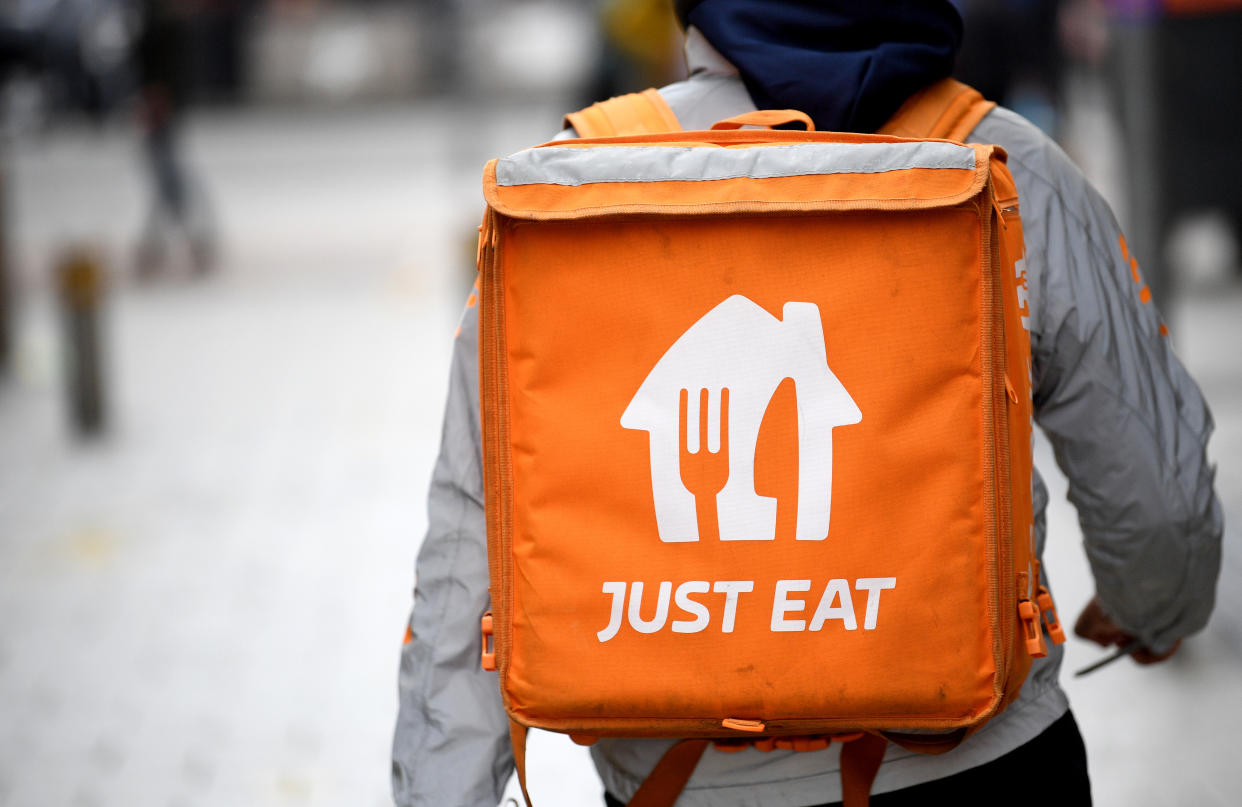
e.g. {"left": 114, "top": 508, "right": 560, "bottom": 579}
{"left": 679, "top": 387, "right": 730, "bottom": 541}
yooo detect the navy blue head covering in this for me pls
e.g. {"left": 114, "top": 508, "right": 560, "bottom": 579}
{"left": 679, "top": 0, "right": 963, "bottom": 133}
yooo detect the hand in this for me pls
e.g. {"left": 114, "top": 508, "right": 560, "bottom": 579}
{"left": 1073, "top": 596, "right": 1180, "bottom": 665}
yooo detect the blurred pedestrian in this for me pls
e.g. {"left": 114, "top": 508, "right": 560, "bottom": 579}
{"left": 133, "top": 0, "right": 215, "bottom": 277}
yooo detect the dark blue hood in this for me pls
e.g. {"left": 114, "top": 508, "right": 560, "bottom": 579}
{"left": 684, "top": 0, "right": 963, "bottom": 133}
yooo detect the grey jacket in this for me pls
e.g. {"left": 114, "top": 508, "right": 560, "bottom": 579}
{"left": 392, "top": 31, "right": 1222, "bottom": 807}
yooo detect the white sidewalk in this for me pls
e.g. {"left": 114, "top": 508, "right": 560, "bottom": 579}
{"left": 0, "top": 102, "right": 1238, "bottom": 807}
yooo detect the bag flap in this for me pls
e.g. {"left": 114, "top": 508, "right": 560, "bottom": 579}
{"left": 483, "top": 131, "right": 994, "bottom": 220}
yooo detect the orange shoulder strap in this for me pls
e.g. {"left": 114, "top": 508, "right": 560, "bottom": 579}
{"left": 840, "top": 734, "right": 889, "bottom": 807}
{"left": 509, "top": 720, "right": 534, "bottom": 807}
{"left": 877, "top": 78, "right": 996, "bottom": 142}
{"left": 509, "top": 724, "right": 708, "bottom": 807}
{"left": 564, "top": 88, "right": 683, "bottom": 137}
{"left": 510, "top": 733, "right": 888, "bottom": 807}
{"left": 624, "top": 734, "right": 887, "bottom": 807}
{"left": 565, "top": 80, "right": 987, "bottom": 141}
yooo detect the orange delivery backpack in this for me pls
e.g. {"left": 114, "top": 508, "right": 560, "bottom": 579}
{"left": 475, "top": 80, "right": 1065, "bottom": 807}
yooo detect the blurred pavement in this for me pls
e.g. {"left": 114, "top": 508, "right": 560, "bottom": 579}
{"left": 0, "top": 99, "right": 1239, "bottom": 807}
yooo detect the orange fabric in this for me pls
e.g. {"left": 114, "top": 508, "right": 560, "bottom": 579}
{"left": 479, "top": 135, "right": 1033, "bottom": 807}
{"left": 565, "top": 89, "right": 683, "bottom": 138}
{"left": 639, "top": 89, "right": 683, "bottom": 132}
{"left": 840, "top": 734, "right": 888, "bottom": 807}
{"left": 497, "top": 213, "right": 997, "bottom": 729}
{"left": 992, "top": 163, "right": 1038, "bottom": 714}
{"left": 879, "top": 78, "right": 996, "bottom": 142}
{"left": 568, "top": 79, "right": 994, "bottom": 146}
{"left": 565, "top": 104, "right": 617, "bottom": 138}
{"left": 481, "top": 170, "right": 1025, "bottom": 736}
{"left": 482, "top": 87, "right": 1038, "bottom": 807}
{"left": 510, "top": 720, "right": 533, "bottom": 807}
{"left": 489, "top": 166, "right": 984, "bottom": 219}
{"left": 711, "top": 109, "right": 815, "bottom": 130}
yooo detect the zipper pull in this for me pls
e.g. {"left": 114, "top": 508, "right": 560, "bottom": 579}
{"left": 1016, "top": 571, "right": 1047, "bottom": 657}
{"left": 1004, "top": 374, "right": 1019, "bottom": 404}
{"left": 991, "top": 188, "right": 1008, "bottom": 229}
{"left": 480, "top": 612, "right": 497, "bottom": 671}
{"left": 1018, "top": 598, "right": 1048, "bottom": 658}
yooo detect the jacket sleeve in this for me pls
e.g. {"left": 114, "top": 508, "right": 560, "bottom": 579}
{"left": 392, "top": 291, "right": 514, "bottom": 806}
{"left": 1015, "top": 130, "right": 1223, "bottom": 653}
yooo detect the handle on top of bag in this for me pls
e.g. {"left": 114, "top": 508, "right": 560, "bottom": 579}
{"left": 710, "top": 109, "right": 815, "bottom": 131}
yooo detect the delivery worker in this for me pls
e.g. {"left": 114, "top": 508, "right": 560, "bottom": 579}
{"left": 393, "top": 2, "right": 1223, "bottom": 804}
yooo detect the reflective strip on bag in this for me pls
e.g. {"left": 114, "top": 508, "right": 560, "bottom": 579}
{"left": 496, "top": 141, "right": 976, "bottom": 188}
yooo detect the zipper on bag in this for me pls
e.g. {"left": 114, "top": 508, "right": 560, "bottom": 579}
{"left": 479, "top": 208, "right": 517, "bottom": 689}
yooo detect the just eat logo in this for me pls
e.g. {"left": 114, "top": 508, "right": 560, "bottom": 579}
{"left": 597, "top": 296, "right": 895, "bottom": 643}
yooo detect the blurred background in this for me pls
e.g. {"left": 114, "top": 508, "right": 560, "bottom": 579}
{"left": 0, "top": 0, "right": 1237, "bottom": 805}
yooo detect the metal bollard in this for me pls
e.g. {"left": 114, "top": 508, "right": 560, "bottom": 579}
{"left": 56, "top": 248, "right": 107, "bottom": 436}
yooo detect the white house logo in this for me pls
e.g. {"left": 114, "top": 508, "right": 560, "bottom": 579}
{"left": 620, "top": 295, "right": 862, "bottom": 542}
